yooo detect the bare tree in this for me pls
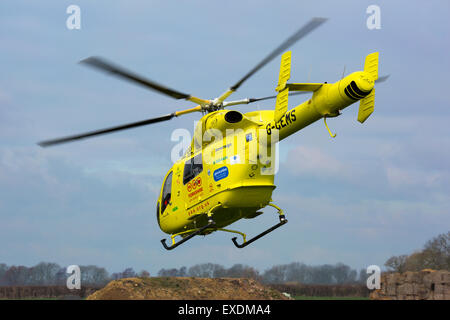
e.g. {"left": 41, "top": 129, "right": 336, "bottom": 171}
{"left": 262, "top": 265, "right": 288, "bottom": 283}
{"left": 422, "top": 231, "right": 450, "bottom": 270}
{"left": 29, "top": 262, "right": 61, "bottom": 285}
{"left": 122, "top": 267, "right": 137, "bottom": 279}
{"left": 158, "top": 268, "right": 180, "bottom": 277}
{"left": 225, "top": 264, "right": 260, "bottom": 280}
{"left": 139, "top": 270, "right": 150, "bottom": 278}
{"left": 333, "top": 263, "right": 357, "bottom": 284}
{"left": 385, "top": 255, "right": 408, "bottom": 273}
{"left": 0, "top": 264, "right": 8, "bottom": 285}
{"left": 384, "top": 232, "right": 450, "bottom": 272}
{"left": 188, "top": 263, "right": 226, "bottom": 278}
{"left": 2, "top": 266, "right": 31, "bottom": 285}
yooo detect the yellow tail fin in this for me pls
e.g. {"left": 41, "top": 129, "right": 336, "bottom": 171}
{"left": 358, "top": 88, "right": 375, "bottom": 123}
{"left": 358, "top": 52, "right": 379, "bottom": 123}
{"left": 364, "top": 52, "right": 379, "bottom": 81}
{"left": 274, "top": 51, "right": 291, "bottom": 122}
{"left": 276, "top": 51, "right": 291, "bottom": 92}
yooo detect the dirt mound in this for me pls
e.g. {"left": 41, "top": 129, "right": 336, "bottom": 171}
{"left": 86, "top": 277, "right": 290, "bottom": 300}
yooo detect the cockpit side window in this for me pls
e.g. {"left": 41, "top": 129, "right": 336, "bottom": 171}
{"left": 156, "top": 202, "right": 160, "bottom": 226}
{"left": 161, "top": 171, "right": 173, "bottom": 214}
{"left": 183, "top": 153, "right": 203, "bottom": 185}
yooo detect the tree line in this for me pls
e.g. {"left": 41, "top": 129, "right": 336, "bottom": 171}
{"left": 0, "top": 263, "right": 111, "bottom": 286}
{"left": 384, "top": 231, "right": 449, "bottom": 273}
{"left": 0, "top": 261, "right": 368, "bottom": 287}
{"left": 157, "top": 262, "right": 369, "bottom": 285}
{"left": 1, "top": 232, "right": 447, "bottom": 286}
{"left": 0, "top": 262, "right": 158, "bottom": 286}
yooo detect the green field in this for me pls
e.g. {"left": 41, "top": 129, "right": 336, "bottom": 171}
{"left": 295, "top": 296, "right": 370, "bottom": 300}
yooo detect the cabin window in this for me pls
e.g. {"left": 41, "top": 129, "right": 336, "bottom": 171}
{"left": 183, "top": 153, "right": 203, "bottom": 185}
{"left": 161, "top": 171, "right": 173, "bottom": 213}
{"left": 156, "top": 202, "right": 160, "bottom": 224}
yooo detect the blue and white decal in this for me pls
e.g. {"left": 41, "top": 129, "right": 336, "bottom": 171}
{"left": 213, "top": 166, "right": 229, "bottom": 181}
{"left": 229, "top": 154, "right": 240, "bottom": 165}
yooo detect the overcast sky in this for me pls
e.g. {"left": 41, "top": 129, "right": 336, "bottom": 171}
{"left": 1, "top": 0, "right": 449, "bottom": 275}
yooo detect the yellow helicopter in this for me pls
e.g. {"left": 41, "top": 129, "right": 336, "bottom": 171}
{"left": 38, "top": 18, "right": 388, "bottom": 250}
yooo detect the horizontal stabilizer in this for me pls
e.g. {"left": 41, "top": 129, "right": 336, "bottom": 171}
{"left": 358, "top": 88, "right": 375, "bottom": 123}
{"left": 358, "top": 52, "right": 379, "bottom": 123}
{"left": 364, "top": 52, "right": 379, "bottom": 81}
{"left": 286, "top": 83, "right": 323, "bottom": 92}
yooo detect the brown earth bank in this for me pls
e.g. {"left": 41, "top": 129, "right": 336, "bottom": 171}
{"left": 370, "top": 269, "right": 450, "bottom": 300}
{"left": 86, "top": 277, "right": 290, "bottom": 300}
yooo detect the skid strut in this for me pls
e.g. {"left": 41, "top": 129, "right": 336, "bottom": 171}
{"left": 231, "top": 203, "right": 288, "bottom": 249}
{"left": 161, "top": 204, "right": 219, "bottom": 251}
{"left": 161, "top": 220, "right": 215, "bottom": 250}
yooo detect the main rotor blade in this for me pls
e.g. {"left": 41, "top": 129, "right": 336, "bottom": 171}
{"left": 228, "top": 17, "right": 328, "bottom": 94}
{"left": 38, "top": 113, "right": 175, "bottom": 147}
{"left": 80, "top": 57, "right": 210, "bottom": 105}
{"left": 223, "top": 91, "right": 310, "bottom": 107}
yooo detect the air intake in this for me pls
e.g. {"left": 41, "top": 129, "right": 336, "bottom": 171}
{"left": 224, "top": 110, "right": 243, "bottom": 123}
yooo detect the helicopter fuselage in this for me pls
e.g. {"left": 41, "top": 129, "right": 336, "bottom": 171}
{"left": 36, "top": 17, "right": 382, "bottom": 249}
{"left": 156, "top": 70, "right": 375, "bottom": 236}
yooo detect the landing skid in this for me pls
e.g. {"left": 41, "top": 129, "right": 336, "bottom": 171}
{"left": 160, "top": 203, "right": 287, "bottom": 250}
{"left": 232, "top": 214, "right": 287, "bottom": 248}
{"left": 161, "top": 220, "right": 216, "bottom": 250}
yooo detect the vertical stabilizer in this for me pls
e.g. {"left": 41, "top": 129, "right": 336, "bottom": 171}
{"left": 274, "top": 51, "right": 291, "bottom": 122}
